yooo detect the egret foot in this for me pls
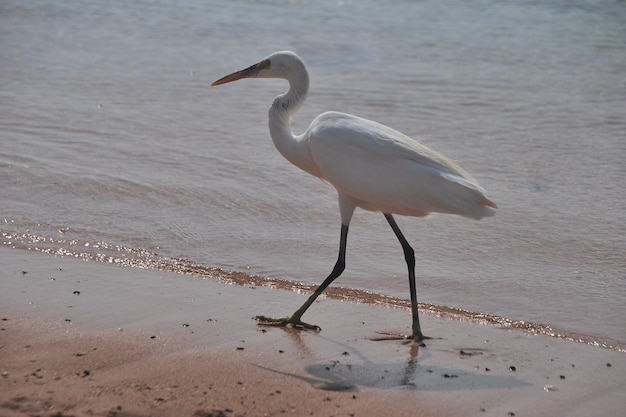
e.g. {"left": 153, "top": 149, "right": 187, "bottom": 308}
{"left": 254, "top": 315, "right": 321, "bottom": 332}
{"left": 371, "top": 331, "right": 433, "bottom": 344}
{"left": 408, "top": 333, "right": 433, "bottom": 343}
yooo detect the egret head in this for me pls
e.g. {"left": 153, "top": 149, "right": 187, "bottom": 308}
{"left": 211, "top": 51, "right": 305, "bottom": 86}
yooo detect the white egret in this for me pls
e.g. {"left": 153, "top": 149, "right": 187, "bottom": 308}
{"left": 211, "top": 51, "right": 496, "bottom": 341}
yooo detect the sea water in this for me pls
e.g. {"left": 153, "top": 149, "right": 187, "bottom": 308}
{"left": 1, "top": 0, "right": 625, "bottom": 348}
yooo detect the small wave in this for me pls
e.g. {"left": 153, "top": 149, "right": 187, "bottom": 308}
{"left": 2, "top": 229, "right": 624, "bottom": 352}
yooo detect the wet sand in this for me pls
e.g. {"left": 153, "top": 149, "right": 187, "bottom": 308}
{"left": 1, "top": 248, "right": 624, "bottom": 417}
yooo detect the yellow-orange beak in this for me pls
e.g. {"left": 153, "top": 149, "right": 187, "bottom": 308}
{"left": 211, "top": 59, "right": 270, "bottom": 86}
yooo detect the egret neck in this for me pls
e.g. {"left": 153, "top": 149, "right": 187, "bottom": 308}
{"left": 268, "top": 64, "right": 322, "bottom": 179}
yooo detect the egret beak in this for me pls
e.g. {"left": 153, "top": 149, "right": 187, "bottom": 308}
{"left": 211, "top": 59, "right": 270, "bottom": 86}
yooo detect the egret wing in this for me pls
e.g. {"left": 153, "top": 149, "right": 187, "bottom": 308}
{"left": 306, "top": 112, "right": 496, "bottom": 219}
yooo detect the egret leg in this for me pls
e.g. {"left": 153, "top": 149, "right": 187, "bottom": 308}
{"left": 384, "top": 213, "right": 428, "bottom": 342}
{"left": 256, "top": 224, "right": 349, "bottom": 330}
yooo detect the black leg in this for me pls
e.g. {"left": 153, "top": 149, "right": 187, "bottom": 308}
{"left": 256, "top": 224, "right": 349, "bottom": 330}
{"left": 384, "top": 213, "right": 426, "bottom": 341}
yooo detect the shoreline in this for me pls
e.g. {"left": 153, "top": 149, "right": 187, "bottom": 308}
{"left": 1, "top": 248, "right": 625, "bottom": 416}
{"left": 4, "top": 230, "right": 622, "bottom": 353}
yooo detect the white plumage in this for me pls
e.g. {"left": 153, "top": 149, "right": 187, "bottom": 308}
{"left": 306, "top": 111, "right": 496, "bottom": 221}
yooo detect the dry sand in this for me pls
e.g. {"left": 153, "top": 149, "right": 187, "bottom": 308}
{"left": 1, "top": 248, "right": 624, "bottom": 417}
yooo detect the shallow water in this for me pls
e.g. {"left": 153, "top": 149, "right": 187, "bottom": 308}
{"left": 1, "top": 0, "right": 625, "bottom": 348}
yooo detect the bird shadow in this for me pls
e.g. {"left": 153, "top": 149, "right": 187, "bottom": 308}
{"left": 256, "top": 331, "right": 529, "bottom": 392}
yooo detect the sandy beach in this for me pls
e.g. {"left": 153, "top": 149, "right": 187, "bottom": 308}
{"left": 1, "top": 248, "right": 624, "bottom": 417}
